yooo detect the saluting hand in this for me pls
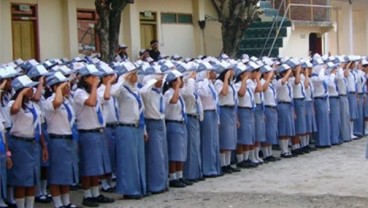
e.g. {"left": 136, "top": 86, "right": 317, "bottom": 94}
{"left": 0, "top": 80, "right": 7, "bottom": 90}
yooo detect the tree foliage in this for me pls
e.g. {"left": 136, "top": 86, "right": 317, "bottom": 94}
{"left": 95, "top": 0, "right": 129, "bottom": 62}
{"left": 211, "top": 0, "right": 261, "bottom": 58}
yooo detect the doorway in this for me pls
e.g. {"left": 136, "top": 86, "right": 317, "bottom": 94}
{"left": 139, "top": 12, "right": 157, "bottom": 50}
{"left": 11, "top": 4, "right": 39, "bottom": 60}
{"left": 309, "top": 33, "right": 322, "bottom": 56}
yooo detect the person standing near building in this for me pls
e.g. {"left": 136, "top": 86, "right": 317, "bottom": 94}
{"left": 346, "top": 56, "right": 359, "bottom": 139}
{"left": 148, "top": 40, "right": 161, "bottom": 62}
{"left": 326, "top": 62, "right": 341, "bottom": 145}
{"left": 353, "top": 60, "right": 366, "bottom": 137}
{"left": 115, "top": 44, "right": 129, "bottom": 62}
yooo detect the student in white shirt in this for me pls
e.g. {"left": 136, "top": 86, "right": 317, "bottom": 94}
{"left": 233, "top": 62, "right": 258, "bottom": 169}
{"left": 141, "top": 66, "right": 168, "bottom": 194}
{"left": 197, "top": 63, "right": 222, "bottom": 177}
{"left": 311, "top": 60, "right": 331, "bottom": 148}
{"left": 182, "top": 69, "right": 204, "bottom": 182}
{"left": 163, "top": 70, "right": 191, "bottom": 188}
{"left": 353, "top": 62, "right": 366, "bottom": 137}
{"left": 260, "top": 64, "right": 279, "bottom": 162}
{"left": 73, "top": 65, "right": 115, "bottom": 207}
{"left": 361, "top": 59, "right": 368, "bottom": 135}
{"left": 111, "top": 62, "right": 147, "bottom": 199}
{"left": 326, "top": 62, "right": 342, "bottom": 145}
{"left": 8, "top": 75, "right": 48, "bottom": 208}
{"left": 335, "top": 57, "right": 351, "bottom": 142}
{"left": 288, "top": 59, "right": 307, "bottom": 156}
{"left": 346, "top": 57, "right": 358, "bottom": 139}
{"left": 214, "top": 62, "right": 240, "bottom": 174}
{"left": 43, "top": 72, "right": 79, "bottom": 208}
{"left": 96, "top": 64, "right": 117, "bottom": 193}
{"left": 275, "top": 64, "right": 294, "bottom": 158}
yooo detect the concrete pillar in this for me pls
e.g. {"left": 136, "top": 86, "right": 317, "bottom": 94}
{"left": 366, "top": 7, "right": 368, "bottom": 54}
{"left": 192, "top": 0, "right": 205, "bottom": 56}
{"left": 347, "top": 3, "right": 354, "bottom": 54}
{"left": 62, "top": 0, "right": 78, "bottom": 58}
{"left": 0, "top": 0, "right": 12, "bottom": 63}
{"left": 323, "top": 32, "right": 329, "bottom": 55}
{"left": 122, "top": 3, "right": 140, "bottom": 61}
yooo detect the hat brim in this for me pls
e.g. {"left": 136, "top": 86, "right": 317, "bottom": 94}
{"left": 25, "top": 81, "right": 39, "bottom": 88}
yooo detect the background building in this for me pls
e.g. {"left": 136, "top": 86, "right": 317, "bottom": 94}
{"left": 0, "top": 0, "right": 367, "bottom": 64}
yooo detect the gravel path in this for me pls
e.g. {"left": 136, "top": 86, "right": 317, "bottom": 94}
{"left": 39, "top": 137, "right": 368, "bottom": 208}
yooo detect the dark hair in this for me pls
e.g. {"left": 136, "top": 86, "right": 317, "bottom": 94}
{"left": 235, "top": 72, "right": 245, "bottom": 83}
{"left": 11, "top": 88, "right": 29, "bottom": 110}
{"left": 163, "top": 79, "right": 176, "bottom": 94}
{"left": 77, "top": 75, "right": 92, "bottom": 93}
{"left": 150, "top": 40, "right": 158, "bottom": 45}
{"left": 217, "top": 69, "right": 229, "bottom": 82}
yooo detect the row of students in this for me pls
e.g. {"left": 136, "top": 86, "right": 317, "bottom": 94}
{"left": 0, "top": 53, "right": 367, "bottom": 208}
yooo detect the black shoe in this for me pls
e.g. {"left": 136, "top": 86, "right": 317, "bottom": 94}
{"left": 188, "top": 178, "right": 199, "bottom": 183}
{"left": 228, "top": 165, "right": 241, "bottom": 172}
{"left": 169, "top": 179, "right": 186, "bottom": 188}
{"left": 236, "top": 161, "right": 249, "bottom": 168}
{"left": 301, "top": 146, "right": 310, "bottom": 153}
{"left": 5, "top": 202, "right": 17, "bottom": 208}
{"left": 93, "top": 195, "right": 115, "bottom": 203}
{"left": 221, "top": 166, "right": 232, "bottom": 174}
{"left": 280, "top": 153, "right": 293, "bottom": 158}
{"left": 264, "top": 156, "right": 278, "bottom": 162}
{"left": 65, "top": 203, "right": 79, "bottom": 208}
{"left": 291, "top": 149, "right": 304, "bottom": 156}
{"left": 316, "top": 145, "right": 331, "bottom": 149}
{"left": 35, "top": 195, "right": 52, "bottom": 203}
{"left": 178, "top": 178, "right": 193, "bottom": 186}
{"left": 123, "top": 194, "right": 143, "bottom": 200}
{"left": 151, "top": 189, "right": 166, "bottom": 195}
{"left": 203, "top": 174, "right": 218, "bottom": 178}
{"left": 82, "top": 197, "right": 99, "bottom": 207}
{"left": 306, "top": 145, "right": 318, "bottom": 151}
{"left": 101, "top": 187, "right": 115, "bottom": 193}
{"left": 258, "top": 151, "right": 263, "bottom": 158}
{"left": 242, "top": 160, "right": 258, "bottom": 168}
{"left": 198, "top": 177, "right": 206, "bottom": 181}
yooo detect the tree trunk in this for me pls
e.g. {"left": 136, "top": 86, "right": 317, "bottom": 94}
{"left": 108, "top": 1, "right": 128, "bottom": 62}
{"left": 221, "top": 19, "right": 249, "bottom": 58}
{"left": 95, "top": 0, "right": 110, "bottom": 62}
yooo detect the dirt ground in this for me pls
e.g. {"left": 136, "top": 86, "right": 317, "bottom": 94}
{"left": 39, "top": 137, "right": 368, "bottom": 208}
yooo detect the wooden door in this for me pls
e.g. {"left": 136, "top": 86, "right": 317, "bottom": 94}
{"left": 140, "top": 24, "right": 156, "bottom": 49}
{"left": 12, "top": 20, "right": 36, "bottom": 60}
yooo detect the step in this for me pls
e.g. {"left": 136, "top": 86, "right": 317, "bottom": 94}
{"left": 250, "top": 20, "right": 292, "bottom": 28}
{"left": 244, "top": 28, "right": 288, "bottom": 39}
{"left": 260, "top": 1, "right": 272, "bottom": 9}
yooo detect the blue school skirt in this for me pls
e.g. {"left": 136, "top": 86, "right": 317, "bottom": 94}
{"left": 293, "top": 99, "right": 307, "bottom": 135}
{"left": 354, "top": 93, "right": 364, "bottom": 136}
{"left": 277, "top": 102, "right": 295, "bottom": 137}
{"left": 104, "top": 125, "right": 118, "bottom": 174}
{"left": 8, "top": 137, "right": 40, "bottom": 187}
{"left": 166, "top": 121, "right": 188, "bottom": 162}
{"left": 115, "top": 125, "right": 146, "bottom": 196}
{"left": 339, "top": 95, "right": 351, "bottom": 142}
{"left": 305, "top": 101, "right": 317, "bottom": 133}
{"left": 329, "top": 97, "right": 341, "bottom": 145}
{"left": 219, "top": 106, "right": 237, "bottom": 150}
{"left": 313, "top": 98, "right": 331, "bottom": 147}
{"left": 145, "top": 119, "right": 168, "bottom": 193}
{"left": 264, "top": 106, "right": 278, "bottom": 145}
{"left": 364, "top": 94, "right": 368, "bottom": 119}
{"left": 184, "top": 116, "right": 202, "bottom": 180}
{"left": 41, "top": 123, "right": 49, "bottom": 167}
{"left": 78, "top": 131, "right": 110, "bottom": 176}
{"left": 47, "top": 136, "right": 79, "bottom": 185}
{"left": 237, "top": 107, "right": 255, "bottom": 145}
{"left": 254, "top": 105, "right": 266, "bottom": 142}
{"left": 348, "top": 93, "right": 358, "bottom": 120}
{"left": 200, "top": 110, "right": 221, "bottom": 176}
{"left": 0, "top": 153, "right": 6, "bottom": 199}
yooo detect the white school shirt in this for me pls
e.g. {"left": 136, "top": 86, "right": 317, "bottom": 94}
{"left": 9, "top": 101, "right": 41, "bottom": 138}
{"left": 347, "top": 70, "right": 357, "bottom": 92}
{"left": 335, "top": 68, "right": 348, "bottom": 95}
{"left": 182, "top": 78, "right": 204, "bottom": 120}
{"left": 164, "top": 88, "right": 186, "bottom": 121}
{"left": 97, "top": 84, "right": 120, "bottom": 124}
{"left": 215, "top": 80, "right": 237, "bottom": 106}
{"left": 305, "top": 79, "right": 314, "bottom": 101}
{"left": 141, "top": 86, "right": 165, "bottom": 120}
{"left": 356, "top": 70, "right": 366, "bottom": 93}
{"left": 43, "top": 94, "right": 75, "bottom": 135}
{"left": 327, "top": 74, "right": 339, "bottom": 97}
{"left": 236, "top": 79, "right": 256, "bottom": 108}
{"left": 253, "top": 80, "right": 264, "bottom": 105}
{"left": 276, "top": 79, "right": 293, "bottom": 102}
{"left": 0, "top": 93, "right": 13, "bottom": 129}
{"left": 290, "top": 74, "right": 306, "bottom": 99}
{"left": 73, "top": 88, "right": 105, "bottom": 130}
{"left": 113, "top": 83, "right": 144, "bottom": 124}
{"left": 311, "top": 68, "right": 328, "bottom": 98}
{"left": 262, "top": 78, "right": 277, "bottom": 106}
{"left": 197, "top": 78, "right": 218, "bottom": 111}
